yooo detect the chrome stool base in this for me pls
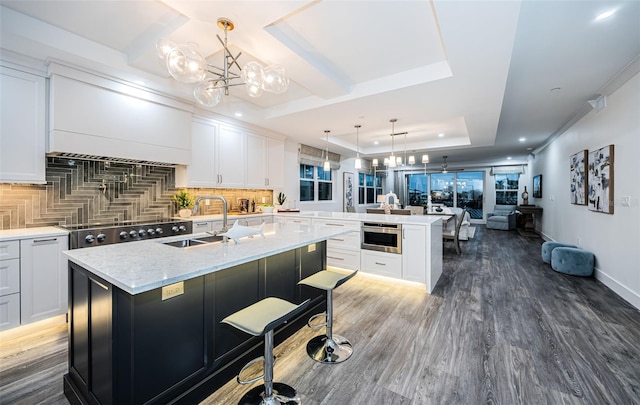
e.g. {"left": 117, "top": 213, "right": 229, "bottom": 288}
{"left": 306, "top": 334, "right": 353, "bottom": 363}
{"left": 238, "top": 382, "right": 300, "bottom": 405}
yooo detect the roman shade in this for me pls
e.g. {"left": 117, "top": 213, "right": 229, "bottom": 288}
{"left": 490, "top": 165, "right": 525, "bottom": 175}
{"left": 298, "top": 144, "right": 341, "bottom": 170}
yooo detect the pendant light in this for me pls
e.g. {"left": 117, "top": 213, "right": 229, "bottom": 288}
{"left": 323, "top": 130, "right": 331, "bottom": 171}
{"left": 354, "top": 125, "right": 362, "bottom": 170}
{"left": 388, "top": 119, "right": 397, "bottom": 168}
{"left": 441, "top": 155, "right": 448, "bottom": 173}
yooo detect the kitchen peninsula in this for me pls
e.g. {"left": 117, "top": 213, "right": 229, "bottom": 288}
{"left": 62, "top": 222, "right": 349, "bottom": 405}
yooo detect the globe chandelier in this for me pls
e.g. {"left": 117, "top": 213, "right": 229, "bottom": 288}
{"left": 156, "top": 18, "right": 289, "bottom": 107}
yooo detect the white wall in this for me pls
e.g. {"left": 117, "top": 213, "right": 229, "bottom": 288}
{"left": 530, "top": 72, "right": 640, "bottom": 309}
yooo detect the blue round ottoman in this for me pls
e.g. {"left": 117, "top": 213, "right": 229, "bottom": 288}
{"left": 541, "top": 241, "right": 577, "bottom": 264}
{"left": 551, "top": 247, "right": 594, "bottom": 276}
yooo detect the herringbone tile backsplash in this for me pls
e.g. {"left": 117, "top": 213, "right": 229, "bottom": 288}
{"left": 0, "top": 158, "right": 273, "bottom": 230}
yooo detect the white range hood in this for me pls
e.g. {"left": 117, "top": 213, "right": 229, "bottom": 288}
{"left": 47, "top": 63, "right": 193, "bottom": 166}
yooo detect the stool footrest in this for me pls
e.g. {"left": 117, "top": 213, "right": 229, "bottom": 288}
{"left": 237, "top": 355, "right": 276, "bottom": 385}
{"left": 307, "top": 312, "right": 327, "bottom": 329}
{"left": 239, "top": 382, "right": 300, "bottom": 405}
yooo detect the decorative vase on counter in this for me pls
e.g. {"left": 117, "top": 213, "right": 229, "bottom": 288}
{"left": 179, "top": 208, "right": 192, "bottom": 218}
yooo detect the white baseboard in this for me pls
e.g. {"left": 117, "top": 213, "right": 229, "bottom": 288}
{"left": 595, "top": 268, "right": 640, "bottom": 310}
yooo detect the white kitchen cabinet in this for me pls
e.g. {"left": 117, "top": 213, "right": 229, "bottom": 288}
{"left": 0, "top": 66, "right": 46, "bottom": 184}
{"left": 20, "top": 236, "right": 68, "bottom": 325}
{"left": 179, "top": 120, "right": 218, "bottom": 188}
{"left": 217, "top": 125, "right": 246, "bottom": 188}
{"left": 0, "top": 240, "right": 20, "bottom": 331}
{"left": 402, "top": 224, "right": 426, "bottom": 283}
{"left": 176, "top": 119, "right": 246, "bottom": 188}
{"left": 361, "top": 250, "right": 402, "bottom": 278}
{"left": 246, "top": 133, "right": 285, "bottom": 189}
{"left": 313, "top": 218, "right": 360, "bottom": 271}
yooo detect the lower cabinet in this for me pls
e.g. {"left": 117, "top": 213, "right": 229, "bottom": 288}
{"left": 65, "top": 242, "right": 326, "bottom": 405}
{"left": 20, "top": 236, "right": 69, "bottom": 324}
{"left": 402, "top": 224, "right": 426, "bottom": 283}
{"left": 360, "top": 250, "right": 402, "bottom": 278}
{"left": 0, "top": 294, "right": 20, "bottom": 330}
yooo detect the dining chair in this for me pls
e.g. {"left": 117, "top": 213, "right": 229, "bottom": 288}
{"left": 443, "top": 209, "right": 466, "bottom": 255}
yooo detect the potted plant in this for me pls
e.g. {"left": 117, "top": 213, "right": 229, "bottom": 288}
{"left": 173, "top": 190, "right": 194, "bottom": 218}
{"left": 276, "top": 192, "right": 287, "bottom": 211}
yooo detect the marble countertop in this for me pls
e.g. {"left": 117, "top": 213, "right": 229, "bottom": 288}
{"left": 188, "top": 210, "right": 443, "bottom": 226}
{"left": 0, "top": 226, "right": 68, "bottom": 242}
{"left": 63, "top": 222, "right": 350, "bottom": 295}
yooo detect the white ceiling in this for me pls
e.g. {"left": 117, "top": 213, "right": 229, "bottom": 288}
{"left": 1, "top": 0, "right": 639, "bottom": 169}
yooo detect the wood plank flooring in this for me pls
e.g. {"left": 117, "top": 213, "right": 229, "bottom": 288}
{"left": 1, "top": 225, "right": 639, "bottom": 404}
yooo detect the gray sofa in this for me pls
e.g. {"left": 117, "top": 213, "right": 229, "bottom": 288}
{"left": 486, "top": 204, "right": 517, "bottom": 230}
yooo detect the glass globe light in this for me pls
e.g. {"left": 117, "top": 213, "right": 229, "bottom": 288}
{"left": 262, "top": 65, "right": 289, "bottom": 93}
{"left": 156, "top": 38, "right": 176, "bottom": 59}
{"left": 242, "top": 61, "right": 264, "bottom": 87}
{"left": 194, "top": 80, "right": 223, "bottom": 107}
{"left": 166, "top": 43, "right": 206, "bottom": 83}
{"left": 246, "top": 83, "right": 264, "bottom": 98}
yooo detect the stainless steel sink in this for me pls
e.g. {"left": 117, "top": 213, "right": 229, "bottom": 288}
{"left": 162, "top": 234, "right": 226, "bottom": 248}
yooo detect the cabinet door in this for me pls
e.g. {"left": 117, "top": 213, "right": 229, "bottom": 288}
{"left": 0, "top": 293, "right": 20, "bottom": 331}
{"left": 216, "top": 125, "right": 245, "bottom": 187}
{"left": 266, "top": 137, "right": 284, "bottom": 188}
{"left": 0, "top": 67, "right": 46, "bottom": 183}
{"left": 246, "top": 133, "right": 267, "bottom": 188}
{"left": 402, "top": 224, "right": 426, "bottom": 283}
{"left": 185, "top": 121, "right": 218, "bottom": 187}
{"left": 20, "top": 236, "right": 69, "bottom": 324}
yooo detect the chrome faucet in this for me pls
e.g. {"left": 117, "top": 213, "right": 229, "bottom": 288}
{"left": 192, "top": 196, "right": 228, "bottom": 233}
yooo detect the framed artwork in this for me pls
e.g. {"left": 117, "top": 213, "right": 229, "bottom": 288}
{"left": 588, "top": 144, "right": 614, "bottom": 214}
{"left": 570, "top": 150, "right": 588, "bottom": 205}
{"left": 533, "top": 175, "right": 542, "bottom": 198}
{"left": 343, "top": 172, "right": 354, "bottom": 211}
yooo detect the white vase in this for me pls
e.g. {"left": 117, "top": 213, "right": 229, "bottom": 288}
{"left": 179, "top": 208, "right": 192, "bottom": 218}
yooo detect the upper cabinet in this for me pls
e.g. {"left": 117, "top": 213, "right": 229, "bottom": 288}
{"left": 0, "top": 66, "right": 46, "bottom": 184}
{"left": 177, "top": 116, "right": 284, "bottom": 190}
{"left": 246, "top": 133, "right": 284, "bottom": 189}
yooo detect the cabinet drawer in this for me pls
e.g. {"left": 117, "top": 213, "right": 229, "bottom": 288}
{"left": 0, "top": 259, "right": 20, "bottom": 296}
{"left": 0, "top": 240, "right": 19, "bottom": 261}
{"left": 276, "top": 216, "right": 311, "bottom": 226}
{"left": 326, "top": 247, "right": 360, "bottom": 271}
{"left": 312, "top": 219, "right": 360, "bottom": 231}
{"left": 0, "top": 293, "right": 20, "bottom": 331}
{"left": 192, "top": 221, "right": 213, "bottom": 233}
{"left": 361, "top": 250, "right": 402, "bottom": 278}
{"left": 327, "top": 230, "right": 360, "bottom": 250}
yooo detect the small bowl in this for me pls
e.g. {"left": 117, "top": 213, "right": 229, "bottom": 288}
{"left": 261, "top": 206, "right": 274, "bottom": 213}
{"left": 435, "top": 207, "right": 443, "bottom": 212}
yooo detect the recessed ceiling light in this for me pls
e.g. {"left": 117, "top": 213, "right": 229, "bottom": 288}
{"left": 595, "top": 9, "right": 616, "bottom": 21}
{"left": 438, "top": 133, "right": 444, "bottom": 137}
{"left": 507, "top": 156, "right": 512, "bottom": 160}
{"left": 234, "top": 112, "right": 243, "bottom": 117}
{"left": 518, "top": 137, "right": 526, "bottom": 142}
{"left": 374, "top": 141, "right": 379, "bottom": 145}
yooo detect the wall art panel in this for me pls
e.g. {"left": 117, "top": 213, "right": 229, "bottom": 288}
{"left": 570, "top": 150, "right": 588, "bottom": 205}
{"left": 588, "top": 145, "right": 614, "bottom": 214}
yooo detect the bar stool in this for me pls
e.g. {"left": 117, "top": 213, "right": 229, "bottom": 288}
{"left": 221, "top": 297, "right": 310, "bottom": 405}
{"left": 298, "top": 269, "right": 358, "bottom": 363}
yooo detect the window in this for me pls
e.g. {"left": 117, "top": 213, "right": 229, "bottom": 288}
{"left": 495, "top": 173, "right": 519, "bottom": 205}
{"left": 456, "top": 172, "right": 484, "bottom": 219}
{"left": 299, "top": 164, "right": 333, "bottom": 202}
{"left": 430, "top": 173, "right": 455, "bottom": 206}
{"left": 358, "top": 172, "right": 383, "bottom": 204}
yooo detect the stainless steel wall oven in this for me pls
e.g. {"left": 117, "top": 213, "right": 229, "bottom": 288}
{"left": 361, "top": 222, "right": 402, "bottom": 254}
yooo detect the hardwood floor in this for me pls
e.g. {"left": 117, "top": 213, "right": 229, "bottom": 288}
{"left": 2, "top": 225, "right": 639, "bottom": 404}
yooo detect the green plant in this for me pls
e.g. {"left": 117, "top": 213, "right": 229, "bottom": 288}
{"left": 172, "top": 190, "right": 194, "bottom": 209}
{"left": 277, "top": 192, "right": 287, "bottom": 205}
{"left": 262, "top": 203, "right": 274, "bottom": 207}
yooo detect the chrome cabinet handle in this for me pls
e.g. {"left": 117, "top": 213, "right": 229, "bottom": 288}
{"left": 327, "top": 256, "right": 344, "bottom": 260}
{"left": 375, "top": 262, "right": 386, "bottom": 266}
{"left": 33, "top": 238, "right": 57, "bottom": 243}
{"left": 330, "top": 238, "right": 344, "bottom": 241}
{"left": 326, "top": 223, "right": 344, "bottom": 227}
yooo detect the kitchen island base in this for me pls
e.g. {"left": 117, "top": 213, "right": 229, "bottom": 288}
{"left": 63, "top": 242, "right": 326, "bottom": 405}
